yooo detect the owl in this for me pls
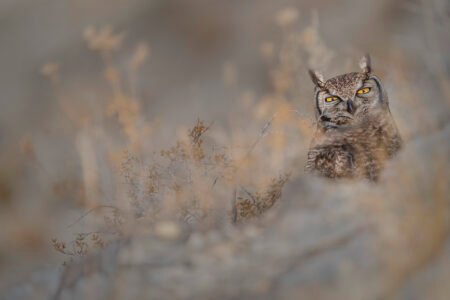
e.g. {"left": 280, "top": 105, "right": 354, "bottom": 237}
{"left": 305, "top": 55, "right": 403, "bottom": 181}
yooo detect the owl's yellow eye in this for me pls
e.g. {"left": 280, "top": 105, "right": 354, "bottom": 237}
{"left": 357, "top": 87, "right": 371, "bottom": 95}
{"left": 325, "top": 96, "right": 338, "bottom": 103}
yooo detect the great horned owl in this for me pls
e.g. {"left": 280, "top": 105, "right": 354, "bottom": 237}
{"left": 305, "top": 55, "right": 403, "bottom": 181}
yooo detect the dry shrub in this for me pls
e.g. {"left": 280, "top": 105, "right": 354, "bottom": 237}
{"left": 46, "top": 15, "right": 356, "bottom": 263}
{"left": 49, "top": 66, "right": 296, "bottom": 261}
{"left": 234, "top": 173, "right": 290, "bottom": 222}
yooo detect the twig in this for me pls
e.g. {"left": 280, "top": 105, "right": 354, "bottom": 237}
{"left": 66, "top": 205, "right": 120, "bottom": 229}
{"left": 231, "top": 188, "right": 238, "bottom": 224}
{"left": 240, "top": 187, "right": 258, "bottom": 205}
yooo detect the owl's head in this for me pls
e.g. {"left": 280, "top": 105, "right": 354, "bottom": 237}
{"left": 309, "top": 55, "right": 389, "bottom": 129}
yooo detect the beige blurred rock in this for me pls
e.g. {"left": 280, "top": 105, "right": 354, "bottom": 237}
{"left": 154, "top": 221, "right": 181, "bottom": 240}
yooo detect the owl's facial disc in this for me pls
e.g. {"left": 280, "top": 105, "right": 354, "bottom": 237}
{"left": 317, "top": 92, "right": 354, "bottom": 126}
{"left": 315, "top": 72, "right": 382, "bottom": 127}
{"left": 353, "top": 78, "right": 383, "bottom": 115}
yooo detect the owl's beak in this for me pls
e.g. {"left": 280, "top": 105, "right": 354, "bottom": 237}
{"left": 347, "top": 100, "right": 354, "bottom": 114}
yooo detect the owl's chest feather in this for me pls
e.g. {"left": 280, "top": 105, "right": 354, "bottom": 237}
{"left": 306, "top": 119, "right": 402, "bottom": 181}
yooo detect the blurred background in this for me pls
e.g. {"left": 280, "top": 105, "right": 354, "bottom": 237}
{"left": 1, "top": 0, "right": 449, "bottom": 299}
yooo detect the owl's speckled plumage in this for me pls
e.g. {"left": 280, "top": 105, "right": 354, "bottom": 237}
{"left": 324, "top": 72, "right": 367, "bottom": 100}
{"left": 306, "top": 55, "right": 403, "bottom": 181}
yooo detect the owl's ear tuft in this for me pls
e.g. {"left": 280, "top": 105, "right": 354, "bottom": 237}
{"left": 308, "top": 69, "right": 325, "bottom": 88}
{"left": 359, "top": 54, "right": 372, "bottom": 74}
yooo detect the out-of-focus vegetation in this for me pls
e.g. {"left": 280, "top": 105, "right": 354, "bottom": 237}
{"left": 1, "top": 0, "right": 449, "bottom": 299}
